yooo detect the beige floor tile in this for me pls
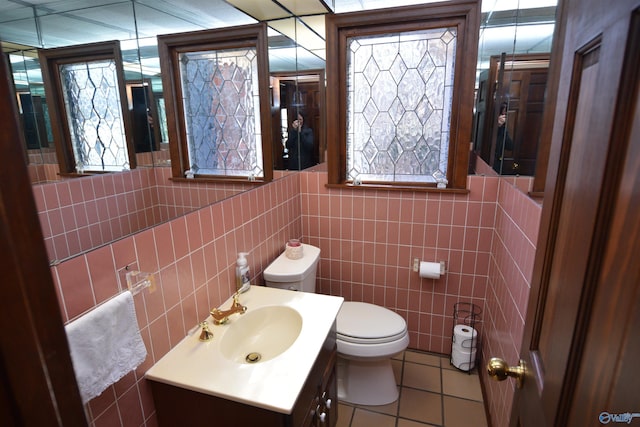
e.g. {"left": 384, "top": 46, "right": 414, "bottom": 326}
{"left": 402, "top": 362, "right": 441, "bottom": 393}
{"left": 405, "top": 350, "right": 441, "bottom": 367}
{"left": 354, "top": 397, "right": 398, "bottom": 417}
{"left": 397, "top": 419, "right": 433, "bottom": 427}
{"left": 337, "top": 350, "right": 487, "bottom": 427}
{"left": 440, "top": 355, "right": 458, "bottom": 370}
{"left": 442, "top": 369, "right": 483, "bottom": 401}
{"left": 351, "top": 408, "right": 396, "bottom": 427}
{"left": 443, "top": 395, "right": 488, "bottom": 427}
{"left": 398, "top": 387, "right": 442, "bottom": 425}
{"left": 337, "top": 403, "right": 354, "bottom": 427}
{"left": 441, "top": 355, "right": 481, "bottom": 372}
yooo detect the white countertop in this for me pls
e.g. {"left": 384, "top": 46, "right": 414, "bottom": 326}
{"left": 145, "top": 285, "right": 344, "bottom": 414}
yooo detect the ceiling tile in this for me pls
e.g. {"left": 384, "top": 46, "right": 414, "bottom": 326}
{"left": 226, "top": 0, "right": 291, "bottom": 21}
{"left": 278, "top": 0, "right": 332, "bottom": 15}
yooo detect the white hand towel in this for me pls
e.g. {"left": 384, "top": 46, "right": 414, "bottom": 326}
{"left": 65, "top": 290, "right": 147, "bottom": 403}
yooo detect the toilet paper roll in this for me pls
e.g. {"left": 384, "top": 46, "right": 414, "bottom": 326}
{"left": 451, "top": 346, "right": 477, "bottom": 371}
{"left": 452, "top": 324, "right": 477, "bottom": 349}
{"left": 285, "top": 239, "right": 303, "bottom": 260}
{"left": 419, "top": 261, "right": 442, "bottom": 279}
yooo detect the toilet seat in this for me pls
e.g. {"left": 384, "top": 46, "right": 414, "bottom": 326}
{"left": 337, "top": 302, "right": 407, "bottom": 341}
{"left": 337, "top": 302, "right": 408, "bottom": 345}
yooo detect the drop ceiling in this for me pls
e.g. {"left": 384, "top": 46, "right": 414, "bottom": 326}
{"left": 1, "top": 0, "right": 556, "bottom": 80}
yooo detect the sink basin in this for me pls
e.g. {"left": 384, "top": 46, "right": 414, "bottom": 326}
{"left": 145, "top": 286, "right": 344, "bottom": 413}
{"left": 219, "top": 305, "right": 303, "bottom": 363}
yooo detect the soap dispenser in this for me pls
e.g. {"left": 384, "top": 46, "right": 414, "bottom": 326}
{"left": 236, "top": 252, "right": 250, "bottom": 293}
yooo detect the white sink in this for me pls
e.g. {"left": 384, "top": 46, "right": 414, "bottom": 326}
{"left": 145, "top": 285, "right": 343, "bottom": 414}
{"left": 219, "top": 305, "right": 303, "bottom": 363}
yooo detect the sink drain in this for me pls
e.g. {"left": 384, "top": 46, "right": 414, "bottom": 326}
{"left": 245, "top": 352, "right": 262, "bottom": 363}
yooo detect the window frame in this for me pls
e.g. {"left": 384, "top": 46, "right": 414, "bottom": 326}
{"left": 157, "top": 23, "right": 273, "bottom": 184}
{"left": 325, "top": 1, "right": 480, "bottom": 191}
{"left": 38, "top": 40, "right": 135, "bottom": 175}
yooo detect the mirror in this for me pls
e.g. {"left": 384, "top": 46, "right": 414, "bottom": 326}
{"left": 1, "top": 0, "right": 327, "bottom": 262}
{"left": 2, "top": 1, "right": 329, "bottom": 178}
{"left": 271, "top": 70, "right": 325, "bottom": 170}
{"left": 4, "top": 43, "right": 55, "bottom": 170}
{"left": 471, "top": 0, "right": 557, "bottom": 186}
{"left": 1, "top": 0, "right": 557, "bottom": 261}
{"left": 266, "top": 15, "right": 326, "bottom": 171}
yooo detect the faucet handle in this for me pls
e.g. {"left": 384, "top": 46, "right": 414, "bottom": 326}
{"left": 199, "top": 322, "right": 214, "bottom": 341}
{"left": 232, "top": 292, "right": 247, "bottom": 312}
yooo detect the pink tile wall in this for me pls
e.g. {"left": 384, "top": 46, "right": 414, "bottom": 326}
{"left": 474, "top": 154, "right": 499, "bottom": 177}
{"left": 34, "top": 169, "right": 159, "bottom": 262}
{"left": 299, "top": 171, "right": 499, "bottom": 354}
{"left": 481, "top": 179, "right": 542, "bottom": 427}
{"left": 151, "top": 168, "right": 247, "bottom": 223}
{"left": 34, "top": 167, "right": 250, "bottom": 262}
{"left": 28, "top": 163, "right": 61, "bottom": 184}
{"left": 51, "top": 172, "right": 302, "bottom": 427}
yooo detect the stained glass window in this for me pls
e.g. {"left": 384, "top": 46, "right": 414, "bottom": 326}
{"left": 346, "top": 28, "right": 457, "bottom": 184}
{"left": 179, "top": 48, "right": 263, "bottom": 178}
{"left": 60, "top": 59, "right": 129, "bottom": 172}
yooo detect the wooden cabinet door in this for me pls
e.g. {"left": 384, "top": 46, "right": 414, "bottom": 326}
{"left": 489, "top": 1, "right": 640, "bottom": 426}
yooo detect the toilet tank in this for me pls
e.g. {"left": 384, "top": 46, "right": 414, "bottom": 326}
{"left": 263, "top": 244, "right": 320, "bottom": 292}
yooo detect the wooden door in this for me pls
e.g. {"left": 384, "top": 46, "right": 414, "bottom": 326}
{"left": 471, "top": 69, "right": 489, "bottom": 173}
{"left": 284, "top": 80, "right": 322, "bottom": 167}
{"left": 477, "top": 54, "right": 549, "bottom": 176}
{"left": 488, "top": 1, "right": 640, "bottom": 426}
{"left": 129, "top": 82, "right": 160, "bottom": 153}
{"left": 270, "top": 71, "right": 325, "bottom": 170}
{"left": 498, "top": 68, "right": 547, "bottom": 176}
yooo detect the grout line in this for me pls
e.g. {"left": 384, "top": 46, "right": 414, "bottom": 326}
{"left": 343, "top": 350, "right": 485, "bottom": 427}
{"left": 440, "top": 360, "right": 446, "bottom": 427}
{"left": 394, "top": 351, "right": 406, "bottom": 427}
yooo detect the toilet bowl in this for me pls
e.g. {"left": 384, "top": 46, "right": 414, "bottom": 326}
{"left": 263, "top": 243, "right": 409, "bottom": 406}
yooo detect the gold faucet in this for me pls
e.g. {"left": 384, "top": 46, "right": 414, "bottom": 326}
{"left": 210, "top": 291, "right": 247, "bottom": 325}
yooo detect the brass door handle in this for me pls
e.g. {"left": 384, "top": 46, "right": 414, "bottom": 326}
{"left": 487, "top": 357, "right": 526, "bottom": 389}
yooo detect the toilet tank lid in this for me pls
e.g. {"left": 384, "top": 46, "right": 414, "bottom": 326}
{"left": 263, "top": 244, "right": 321, "bottom": 283}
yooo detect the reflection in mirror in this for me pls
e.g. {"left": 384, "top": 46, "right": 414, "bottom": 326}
{"left": 479, "top": 53, "right": 550, "bottom": 175}
{"left": 39, "top": 41, "right": 136, "bottom": 174}
{"left": 0, "top": 0, "right": 325, "bottom": 262}
{"left": 271, "top": 71, "right": 324, "bottom": 170}
{"left": 126, "top": 80, "right": 160, "bottom": 153}
{"left": 266, "top": 12, "right": 327, "bottom": 172}
{"left": 472, "top": 0, "right": 556, "bottom": 180}
{"left": 4, "top": 43, "right": 56, "bottom": 174}
{"left": 2, "top": 0, "right": 557, "bottom": 260}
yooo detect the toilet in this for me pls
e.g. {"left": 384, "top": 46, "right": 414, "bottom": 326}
{"left": 263, "top": 243, "right": 409, "bottom": 406}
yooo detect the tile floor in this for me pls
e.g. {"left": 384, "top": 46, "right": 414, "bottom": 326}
{"left": 336, "top": 350, "right": 488, "bottom": 427}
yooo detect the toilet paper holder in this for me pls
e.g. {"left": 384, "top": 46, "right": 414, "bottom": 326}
{"left": 413, "top": 260, "right": 446, "bottom": 279}
{"left": 412, "top": 260, "right": 446, "bottom": 274}
{"left": 451, "top": 302, "right": 482, "bottom": 373}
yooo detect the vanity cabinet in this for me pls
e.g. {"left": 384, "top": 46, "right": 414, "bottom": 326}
{"left": 148, "top": 324, "right": 338, "bottom": 427}
{"left": 309, "top": 361, "right": 337, "bottom": 427}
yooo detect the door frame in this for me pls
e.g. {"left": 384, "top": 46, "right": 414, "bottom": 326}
{"left": 0, "top": 45, "right": 87, "bottom": 426}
